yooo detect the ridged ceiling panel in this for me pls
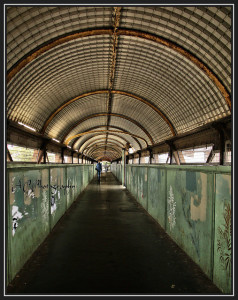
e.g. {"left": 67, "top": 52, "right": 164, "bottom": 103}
{"left": 109, "top": 116, "right": 151, "bottom": 144}
{"left": 7, "top": 6, "right": 113, "bottom": 70}
{"left": 120, "top": 6, "right": 231, "bottom": 94}
{"left": 64, "top": 116, "right": 107, "bottom": 144}
{"left": 114, "top": 35, "right": 229, "bottom": 134}
{"left": 84, "top": 142, "right": 123, "bottom": 156}
{"left": 86, "top": 143, "right": 122, "bottom": 156}
{"left": 45, "top": 94, "right": 108, "bottom": 141}
{"left": 111, "top": 94, "right": 173, "bottom": 143}
{"left": 89, "top": 145, "right": 121, "bottom": 156}
{"left": 7, "top": 36, "right": 111, "bottom": 131}
{"left": 78, "top": 134, "right": 127, "bottom": 153}
{"left": 6, "top": 5, "right": 231, "bottom": 160}
{"left": 77, "top": 131, "right": 141, "bottom": 152}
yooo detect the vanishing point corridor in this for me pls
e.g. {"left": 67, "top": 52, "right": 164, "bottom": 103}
{"left": 7, "top": 172, "right": 221, "bottom": 295}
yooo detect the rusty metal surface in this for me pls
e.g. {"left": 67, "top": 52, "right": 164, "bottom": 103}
{"left": 65, "top": 129, "right": 148, "bottom": 148}
{"left": 7, "top": 28, "right": 231, "bottom": 110}
{"left": 62, "top": 113, "right": 154, "bottom": 145}
{"left": 6, "top": 6, "right": 231, "bottom": 161}
{"left": 72, "top": 126, "right": 143, "bottom": 152}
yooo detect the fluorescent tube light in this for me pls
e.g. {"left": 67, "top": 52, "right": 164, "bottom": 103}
{"left": 52, "top": 138, "right": 60, "bottom": 143}
{"left": 18, "top": 122, "right": 36, "bottom": 132}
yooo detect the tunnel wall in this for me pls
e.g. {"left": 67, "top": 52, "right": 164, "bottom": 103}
{"left": 111, "top": 163, "right": 122, "bottom": 183}
{"left": 7, "top": 163, "right": 96, "bottom": 285}
{"left": 111, "top": 164, "right": 232, "bottom": 293}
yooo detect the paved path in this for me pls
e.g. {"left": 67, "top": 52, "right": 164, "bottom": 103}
{"left": 7, "top": 172, "right": 221, "bottom": 295}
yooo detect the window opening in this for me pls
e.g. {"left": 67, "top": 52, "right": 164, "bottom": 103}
{"left": 179, "top": 146, "right": 213, "bottom": 164}
{"left": 7, "top": 144, "right": 38, "bottom": 162}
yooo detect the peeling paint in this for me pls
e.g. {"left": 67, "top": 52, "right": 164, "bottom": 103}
{"left": 12, "top": 205, "right": 23, "bottom": 236}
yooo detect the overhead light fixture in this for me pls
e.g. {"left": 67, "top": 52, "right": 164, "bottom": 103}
{"left": 18, "top": 122, "right": 36, "bottom": 132}
{"left": 52, "top": 138, "right": 60, "bottom": 143}
{"left": 67, "top": 146, "right": 71, "bottom": 149}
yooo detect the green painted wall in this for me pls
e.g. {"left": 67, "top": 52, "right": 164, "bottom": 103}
{"left": 213, "top": 174, "right": 232, "bottom": 293}
{"left": 50, "top": 167, "right": 67, "bottom": 229}
{"left": 147, "top": 167, "right": 166, "bottom": 229}
{"left": 111, "top": 164, "right": 122, "bottom": 183}
{"left": 137, "top": 166, "right": 148, "bottom": 210}
{"left": 7, "top": 164, "right": 96, "bottom": 285}
{"left": 112, "top": 164, "right": 232, "bottom": 293}
{"left": 166, "top": 169, "right": 214, "bottom": 280}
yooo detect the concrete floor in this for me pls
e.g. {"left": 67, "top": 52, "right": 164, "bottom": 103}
{"left": 7, "top": 172, "right": 222, "bottom": 295}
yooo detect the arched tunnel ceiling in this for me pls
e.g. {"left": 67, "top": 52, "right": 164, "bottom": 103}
{"left": 6, "top": 5, "right": 232, "bottom": 161}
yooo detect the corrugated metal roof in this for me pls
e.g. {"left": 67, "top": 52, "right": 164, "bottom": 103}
{"left": 6, "top": 5, "right": 232, "bottom": 161}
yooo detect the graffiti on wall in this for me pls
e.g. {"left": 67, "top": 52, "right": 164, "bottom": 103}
{"left": 11, "top": 179, "right": 75, "bottom": 196}
{"left": 167, "top": 185, "right": 176, "bottom": 230}
{"left": 11, "top": 178, "right": 75, "bottom": 235}
{"left": 12, "top": 206, "right": 28, "bottom": 236}
{"left": 217, "top": 203, "right": 232, "bottom": 276}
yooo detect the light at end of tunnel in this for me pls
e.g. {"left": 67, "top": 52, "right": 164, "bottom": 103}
{"left": 18, "top": 122, "right": 36, "bottom": 132}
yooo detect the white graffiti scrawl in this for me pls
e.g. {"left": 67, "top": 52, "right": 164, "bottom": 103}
{"left": 167, "top": 185, "right": 176, "bottom": 230}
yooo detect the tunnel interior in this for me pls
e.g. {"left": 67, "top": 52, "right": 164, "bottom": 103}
{"left": 5, "top": 4, "right": 232, "bottom": 295}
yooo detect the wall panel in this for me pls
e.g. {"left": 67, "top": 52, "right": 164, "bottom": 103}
{"left": 7, "top": 164, "right": 95, "bottom": 285}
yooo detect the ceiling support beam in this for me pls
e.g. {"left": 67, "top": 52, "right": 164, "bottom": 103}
{"left": 7, "top": 147, "right": 13, "bottom": 162}
{"left": 65, "top": 129, "right": 148, "bottom": 148}
{"left": 61, "top": 147, "right": 65, "bottom": 164}
{"left": 126, "top": 116, "right": 231, "bottom": 165}
{"left": 71, "top": 124, "right": 142, "bottom": 150}
{"left": 41, "top": 90, "right": 176, "bottom": 137}
{"left": 165, "top": 141, "right": 180, "bottom": 165}
{"left": 206, "top": 146, "right": 215, "bottom": 164}
{"left": 84, "top": 143, "right": 122, "bottom": 156}
{"left": 213, "top": 125, "right": 225, "bottom": 166}
{"left": 69, "top": 125, "right": 144, "bottom": 150}
{"left": 62, "top": 113, "right": 154, "bottom": 145}
{"left": 148, "top": 148, "right": 153, "bottom": 164}
{"left": 8, "top": 29, "right": 231, "bottom": 111}
{"left": 88, "top": 145, "right": 122, "bottom": 158}
{"left": 138, "top": 151, "right": 141, "bottom": 164}
{"left": 37, "top": 139, "right": 48, "bottom": 164}
{"left": 76, "top": 133, "right": 135, "bottom": 153}
{"left": 106, "top": 7, "right": 122, "bottom": 150}
{"left": 83, "top": 140, "right": 124, "bottom": 153}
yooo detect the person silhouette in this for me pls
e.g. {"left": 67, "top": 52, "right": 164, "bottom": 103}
{"left": 96, "top": 160, "right": 102, "bottom": 183}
